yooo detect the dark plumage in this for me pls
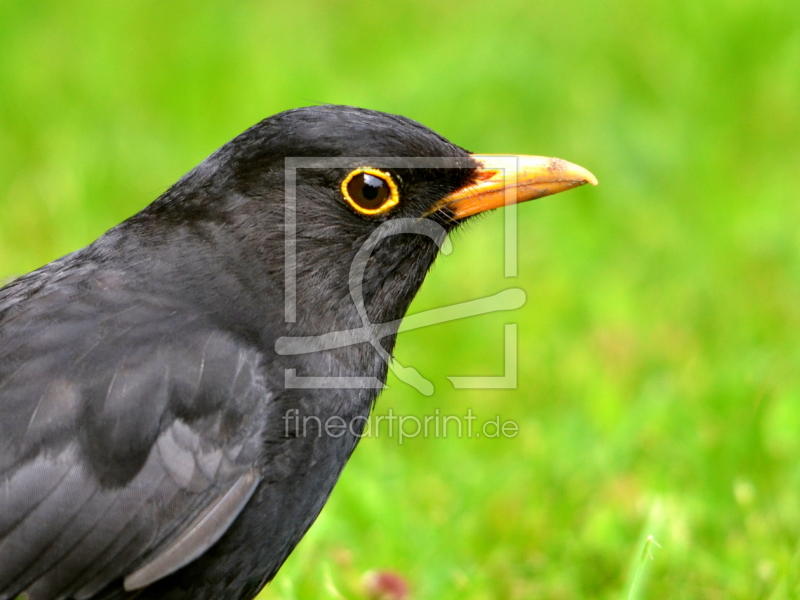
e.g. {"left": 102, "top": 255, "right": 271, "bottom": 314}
{"left": 0, "top": 105, "right": 595, "bottom": 600}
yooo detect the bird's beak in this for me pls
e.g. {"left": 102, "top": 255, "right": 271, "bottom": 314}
{"left": 433, "top": 154, "right": 598, "bottom": 221}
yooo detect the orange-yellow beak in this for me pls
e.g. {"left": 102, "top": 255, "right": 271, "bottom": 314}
{"left": 435, "top": 154, "right": 598, "bottom": 220}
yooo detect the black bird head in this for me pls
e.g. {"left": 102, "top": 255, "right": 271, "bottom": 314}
{"left": 129, "top": 105, "right": 596, "bottom": 334}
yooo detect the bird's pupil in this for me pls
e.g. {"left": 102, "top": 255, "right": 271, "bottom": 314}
{"left": 363, "top": 184, "right": 379, "bottom": 201}
{"left": 361, "top": 174, "right": 382, "bottom": 200}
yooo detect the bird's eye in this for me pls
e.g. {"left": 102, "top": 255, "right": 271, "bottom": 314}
{"left": 341, "top": 168, "right": 400, "bottom": 215}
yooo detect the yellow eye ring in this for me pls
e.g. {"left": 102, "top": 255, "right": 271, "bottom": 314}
{"left": 341, "top": 167, "right": 400, "bottom": 215}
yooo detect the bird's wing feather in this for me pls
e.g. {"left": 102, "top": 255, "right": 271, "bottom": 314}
{"left": 122, "top": 467, "right": 260, "bottom": 592}
{"left": 0, "top": 267, "right": 271, "bottom": 600}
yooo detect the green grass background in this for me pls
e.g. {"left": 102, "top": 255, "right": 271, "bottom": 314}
{"left": 1, "top": 0, "right": 799, "bottom": 598}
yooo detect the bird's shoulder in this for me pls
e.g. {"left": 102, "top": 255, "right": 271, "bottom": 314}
{"left": 0, "top": 256, "right": 282, "bottom": 600}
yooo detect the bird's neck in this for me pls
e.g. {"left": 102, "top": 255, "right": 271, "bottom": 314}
{"left": 112, "top": 205, "right": 439, "bottom": 387}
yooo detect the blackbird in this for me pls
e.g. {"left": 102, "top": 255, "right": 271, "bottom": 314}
{"left": 0, "top": 105, "right": 596, "bottom": 600}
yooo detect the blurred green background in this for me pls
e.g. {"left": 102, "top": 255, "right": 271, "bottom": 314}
{"left": 1, "top": 0, "right": 799, "bottom": 598}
